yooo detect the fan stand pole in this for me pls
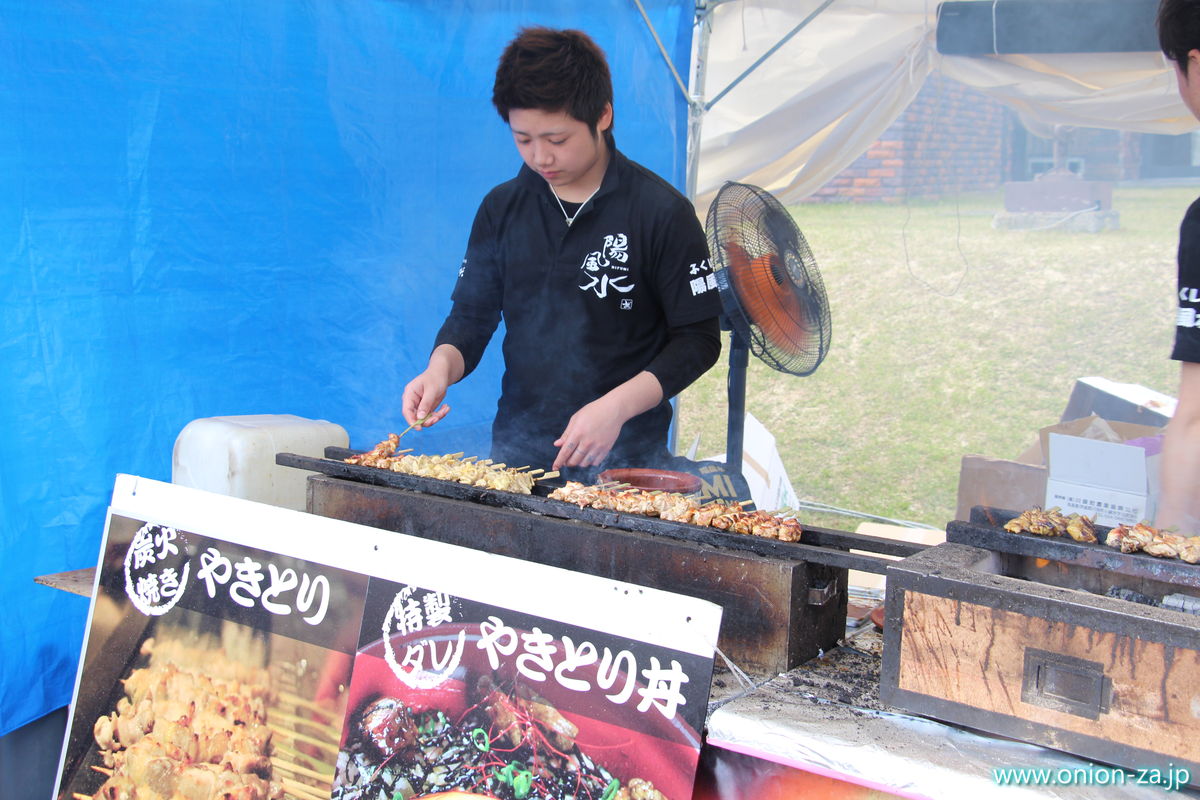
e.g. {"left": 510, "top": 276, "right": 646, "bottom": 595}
{"left": 726, "top": 330, "right": 749, "bottom": 473}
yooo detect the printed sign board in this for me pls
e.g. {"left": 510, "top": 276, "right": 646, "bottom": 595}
{"left": 55, "top": 474, "right": 722, "bottom": 800}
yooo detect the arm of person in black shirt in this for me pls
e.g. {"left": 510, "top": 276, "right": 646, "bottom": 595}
{"left": 642, "top": 316, "right": 722, "bottom": 398}
{"left": 1158, "top": 360, "right": 1200, "bottom": 535}
{"left": 401, "top": 301, "right": 501, "bottom": 428}
{"left": 552, "top": 316, "right": 721, "bottom": 470}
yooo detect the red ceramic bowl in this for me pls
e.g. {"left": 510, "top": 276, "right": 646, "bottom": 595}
{"left": 598, "top": 467, "right": 700, "bottom": 494}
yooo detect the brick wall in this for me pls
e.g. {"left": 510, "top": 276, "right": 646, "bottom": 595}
{"left": 808, "top": 72, "right": 1008, "bottom": 203}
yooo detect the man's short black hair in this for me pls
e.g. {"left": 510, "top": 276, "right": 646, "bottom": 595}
{"left": 1158, "top": 0, "right": 1200, "bottom": 65}
{"left": 492, "top": 26, "right": 614, "bottom": 140}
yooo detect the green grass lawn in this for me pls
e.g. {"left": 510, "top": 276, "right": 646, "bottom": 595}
{"left": 676, "top": 184, "right": 1193, "bottom": 531}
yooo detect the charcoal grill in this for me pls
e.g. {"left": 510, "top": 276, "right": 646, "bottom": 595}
{"left": 951, "top": 505, "right": 1200, "bottom": 597}
{"left": 881, "top": 505, "right": 1200, "bottom": 784}
{"left": 279, "top": 448, "right": 924, "bottom": 674}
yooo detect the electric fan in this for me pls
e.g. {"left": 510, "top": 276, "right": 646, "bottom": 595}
{"left": 705, "top": 181, "right": 832, "bottom": 470}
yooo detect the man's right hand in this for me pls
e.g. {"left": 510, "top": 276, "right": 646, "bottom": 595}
{"left": 401, "top": 373, "right": 450, "bottom": 429}
{"left": 401, "top": 344, "right": 465, "bottom": 428}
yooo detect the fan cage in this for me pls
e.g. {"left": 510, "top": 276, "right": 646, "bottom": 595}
{"left": 705, "top": 182, "right": 831, "bottom": 377}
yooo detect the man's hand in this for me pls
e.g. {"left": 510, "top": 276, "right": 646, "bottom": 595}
{"left": 401, "top": 345, "right": 464, "bottom": 429}
{"left": 552, "top": 371, "right": 664, "bottom": 470}
{"left": 553, "top": 395, "right": 625, "bottom": 470}
{"left": 401, "top": 373, "right": 450, "bottom": 429}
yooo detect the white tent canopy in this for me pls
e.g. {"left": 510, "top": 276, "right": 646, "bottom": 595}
{"left": 691, "top": 0, "right": 1199, "bottom": 211}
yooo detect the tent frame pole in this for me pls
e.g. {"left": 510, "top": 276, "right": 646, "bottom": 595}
{"left": 704, "top": 0, "right": 839, "bottom": 113}
{"left": 686, "top": 2, "right": 718, "bottom": 201}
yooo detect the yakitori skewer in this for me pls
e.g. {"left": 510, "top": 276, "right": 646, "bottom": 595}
{"left": 548, "top": 481, "right": 803, "bottom": 542}
{"left": 269, "top": 723, "right": 339, "bottom": 753}
{"left": 270, "top": 756, "right": 335, "bottom": 784}
{"left": 280, "top": 776, "right": 330, "bottom": 800}
{"left": 268, "top": 707, "right": 341, "bottom": 738}
{"left": 276, "top": 690, "right": 338, "bottom": 721}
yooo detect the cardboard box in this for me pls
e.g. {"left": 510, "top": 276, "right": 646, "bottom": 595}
{"left": 955, "top": 414, "right": 1163, "bottom": 523}
{"left": 1045, "top": 424, "right": 1163, "bottom": 527}
{"left": 847, "top": 522, "right": 946, "bottom": 592}
{"left": 956, "top": 375, "right": 1173, "bottom": 523}
{"left": 1033, "top": 414, "right": 1160, "bottom": 466}
{"left": 1060, "top": 376, "right": 1175, "bottom": 427}
{"left": 955, "top": 454, "right": 1046, "bottom": 522}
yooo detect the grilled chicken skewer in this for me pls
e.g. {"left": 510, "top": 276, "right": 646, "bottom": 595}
{"left": 89, "top": 636, "right": 288, "bottom": 800}
{"left": 549, "top": 482, "right": 803, "bottom": 542}
{"left": 1005, "top": 508, "right": 1200, "bottom": 564}
{"left": 345, "top": 436, "right": 538, "bottom": 493}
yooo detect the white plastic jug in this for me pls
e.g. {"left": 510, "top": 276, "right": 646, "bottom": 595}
{"left": 172, "top": 414, "right": 349, "bottom": 511}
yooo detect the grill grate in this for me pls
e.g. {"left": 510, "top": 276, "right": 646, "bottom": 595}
{"left": 278, "top": 450, "right": 924, "bottom": 575}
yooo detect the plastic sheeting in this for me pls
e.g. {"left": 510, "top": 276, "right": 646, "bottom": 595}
{"left": 0, "top": 0, "right": 694, "bottom": 735}
{"left": 696, "top": 0, "right": 1199, "bottom": 210}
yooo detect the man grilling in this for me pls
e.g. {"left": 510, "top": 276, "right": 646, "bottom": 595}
{"left": 401, "top": 27, "right": 722, "bottom": 477}
{"left": 1157, "top": 0, "right": 1200, "bottom": 535}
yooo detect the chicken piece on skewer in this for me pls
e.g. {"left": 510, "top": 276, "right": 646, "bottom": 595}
{"left": 613, "top": 490, "right": 660, "bottom": 516}
{"left": 94, "top": 750, "right": 283, "bottom": 800}
{"left": 344, "top": 434, "right": 400, "bottom": 467}
{"left": 480, "top": 468, "right": 534, "bottom": 494}
{"left": 380, "top": 450, "right": 536, "bottom": 494}
{"left": 1004, "top": 506, "right": 1070, "bottom": 537}
{"left": 121, "top": 665, "right": 269, "bottom": 724}
{"left": 690, "top": 501, "right": 741, "bottom": 527}
{"left": 751, "top": 513, "right": 803, "bottom": 542}
{"left": 104, "top": 737, "right": 190, "bottom": 797}
{"left": 549, "top": 481, "right": 600, "bottom": 507}
{"left": 1026, "top": 507, "right": 1063, "bottom": 536}
{"left": 1004, "top": 507, "right": 1043, "bottom": 535}
{"left": 1002, "top": 513, "right": 1028, "bottom": 535}
{"left": 175, "top": 763, "right": 282, "bottom": 800}
{"left": 709, "top": 511, "right": 741, "bottom": 532}
{"left": 722, "top": 512, "right": 758, "bottom": 536}
{"left": 1180, "top": 537, "right": 1200, "bottom": 564}
{"left": 616, "top": 777, "right": 669, "bottom": 800}
{"left": 91, "top": 772, "right": 142, "bottom": 800}
{"left": 1107, "top": 522, "right": 1157, "bottom": 553}
{"left": 1144, "top": 532, "right": 1187, "bottom": 559}
{"left": 1064, "top": 513, "right": 1097, "bottom": 543}
{"left": 95, "top": 696, "right": 272, "bottom": 778}
{"left": 587, "top": 489, "right": 623, "bottom": 512}
{"left": 553, "top": 481, "right": 802, "bottom": 540}
{"left": 778, "top": 516, "right": 804, "bottom": 542}
{"left": 138, "top": 639, "right": 269, "bottom": 686}
{"left": 1105, "top": 525, "right": 1126, "bottom": 549}
{"left": 652, "top": 492, "right": 700, "bottom": 523}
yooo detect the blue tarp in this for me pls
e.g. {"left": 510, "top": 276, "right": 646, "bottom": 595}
{"left": 0, "top": 0, "right": 694, "bottom": 735}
